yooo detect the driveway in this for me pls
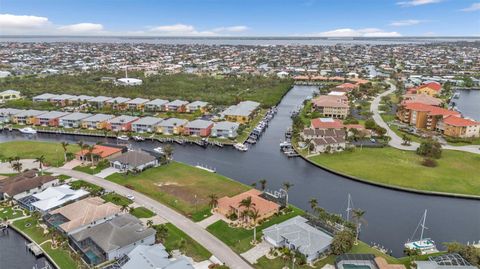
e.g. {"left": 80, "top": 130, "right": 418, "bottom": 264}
{"left": 371, "top": 81, "right": 480, "bottom": 155}
{"left": 47, "top": 167, "right": 253, "bottom": 269}
{"left": 94, "top": 167, "right": 119, "bottom": 178}
{"left": 197, "top": 213, "right": 224, "bottom": 229}
{"left": 240, "top": 241, "right": 271, "bottom": 264}
{"left": 61, "top": 159, "right": 82, "bottom": 170}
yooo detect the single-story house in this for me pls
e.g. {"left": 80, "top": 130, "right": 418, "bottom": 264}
{"left": 0, "top": 89, "right": 21, "bottom": 103}
{"left": 125, "top": 98, "right": 150, "bottom": 111}
{"left": 12, "top": 109, "right": 46, "bottom": 125}
{"left": 106, "top": 97, "right": 132, "bottom": 110}
{"left": 211, "top": 121, "right": 240, "bottom": 138}
{"left": 0, "top": 170, "right": 58, "bottom": 200}
{"left": 131, "top": 116, "right": 163, "bottom": 133}
{"left": 32, "top": 93, "right": 57, "bottom": 102}
{"left": 18, "top": 185, "right": 89, "bottom": 213}
{"left": 263, "top": 216, "right": 333, "bottom": 264}
{"left": 88, "top": 96, "right": 112, "bottom": 108}
{"left": 0, "top": 108, "right": 22, "bottom": 123}
{"left": 216, "top": 189, "right": 280, "bottom": 224}
{"left": 75, "top": 144, "right": 123, "bottom": 164}
{"left": 109, "top": 150, "right": 159, "bottom": 172}
{"left": 184, "top": 119, "right": 214, "bottom": 137}
{"left": 106, "top": 115, "right": 139, "bottom": 132}
{"left": 120, "top": 244, "right": 194, "bottom": 269}
{"left": 59, "top": 112, "right": 92, "bottom": 128}
{"left": 33, "top": 111, "right": 70, "bottom": 127}
{"left": 81, "top": 114, "right": 115, "bottom": 129}
{"left": 44, "top": 196, "right": 121, "bottom": 234}
{"left": 69, "top": 214, "right": 155, "bottom": 265}
{"left": 165, "top": 100, "right": 189, "bottom": 112}
{"left": 186, "top": 101, "right": 208, "bottom": 113}
{"left": 158, "top": 118, "right": 188, "bottom": 135}
{"left": 145, "top": 99, "right": 169, "bottom": 112}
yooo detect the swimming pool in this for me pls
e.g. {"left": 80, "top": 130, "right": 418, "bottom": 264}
{"left": 342, "top": 264, "right": 373, "bottom": 269}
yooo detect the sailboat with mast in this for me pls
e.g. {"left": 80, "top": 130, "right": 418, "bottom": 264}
{"left": 404, "top": 209, "right": 438, "bottom": 254}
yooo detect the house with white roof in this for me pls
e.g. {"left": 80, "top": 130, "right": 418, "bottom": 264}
{"left": 211, "top": 121, "right": 240, "bottom": 138}
{"left": 106, "top": 97, "right": 131, "bottom": 110}
{"left": 59, "top": 112, "right": 92, "bottom": 128}
{"left": 0, "top": 108, "right": 22, "bottom": 123}
{"left": 184, "top": 119, "right": 214, "bottom": 137}
{"left": 106, "top": 115, "right": 139, "bottom": 132}
{"left": 88, "top": 96, "right": 112, "bottom": 108}
{"left": 158, "top": 118, "right": 188, "bottom": 135}
{"left": 221, "top": 100, "right": 260, "bottom": 123}
{"left": 33, "top": 111, "right": 70, "bottom": 126}
{"left": 120, "top": 244, "right": 194, "bottom": 269}
{"left": 125, "top": 98, "right": 150, "bottom": 111}
{"left": 131, "top": 116, "right": 163, "bottom": 133}
{"left": 12, "top": 109, "right": 46, "bottom": 125}
{"left": 0, "top": 89, "right": 21, "bottom": 103}
{"left": 81, "top": 114, "right": 115, "bottom": 129}
{"left": 186, "top": 101, "right": 208, "bottom": 113}
{"left": 165, "top": 100, "right": 189, "bottom": 112}
{"left": 18, "top": 185, "right": 89, "bottom": 213}
{"left": 32, "top": 93, "right": 57, "bottom": 102}
{"left": 145, "top": 99, "right": 169, "bottom": 112}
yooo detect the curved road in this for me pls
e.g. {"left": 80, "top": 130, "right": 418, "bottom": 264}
{"left": 47, "top": 167, "right": 252, "bottom": 269}
{"left": 371, "top": 82, "right": 480, "bottom": 154}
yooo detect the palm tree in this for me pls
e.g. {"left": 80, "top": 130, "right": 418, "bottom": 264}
{"left": 208, "top": 194, "right": 219, "bottom": 209}
{"left": 163, "top": 144, "right": 174, "bottom": 161}
{"left": 308, "top": 198, "right": 318, "bottom": 212}
{"left": 282, "top": 181, "right": 293, "bottom": 206}
{"left": 87, "top": 145, "right": 96, "bottom": 167}
{"left": 154, "top": 224, "right": 169, "bottom": 243}
{"left": 60, "top": 141, "right": 69, "bottom": 163}
{"left": 11, "top": 161, "right": 22, "bottom": 173}
{"left": 251, "top": 182, "right": 257, "bottom": 188}
{"left": 146, "top": 220, "right": 154, "bottom": 228}
{"left": 259, "top": 179, "right": 267, "bottom": 191}
{"left": 239, "top": 196, "right": 255, "bottom": 223}
{"left": 35, "top": 155, "right": 46, "bottom": 175}
{"left": 120, "top": 204, "right": 130, "bottom": 213}
{"left": 249, "top": 208, "right": 261, "bottom": 243}
{"left": 352, "top": 208, "right": 366, "bottom": 244}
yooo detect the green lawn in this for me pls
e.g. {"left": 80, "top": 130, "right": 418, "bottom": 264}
{"left": 12, "top": 217, "right": 78, "bottom": 269}
{"left": 206, "top": 206, "right": 304, "bottom": 253}
{"left": 162, "top": 223, "right": 211, "bottom": 262}
{"left": 105, "top": 162, "right": 249, "bottom": 219}
{"left": 70, "top": 180, "right": 104, "bottom": 194}
{"left": 101, "top": 192, "right": 133, "bottom": 206}
{"left": 0, "top": 141, "right": 79, "bottom": 167}
{"left": 73, "top": 160, "right": 109, "bottom": 175}
{"left": 309, "top": 147, "right": 480, "bottom": 196}
{"left": 0, "top": 206, "right": 26, "bottom": 220}
{"left": 130, "top": 207, "right": 156, "bottom": 218}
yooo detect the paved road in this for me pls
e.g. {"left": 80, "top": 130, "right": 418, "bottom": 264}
{"left": 371, "top": 82, "right": 480, "bottom": 154}
{"left": 47, "top": 167, "right": 253, "bottom": 269}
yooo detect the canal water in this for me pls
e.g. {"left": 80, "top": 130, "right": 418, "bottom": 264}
{"left": 451, "top": 89, "right": 480, "bottom": 121}
{"left": 0, "top": 86, "right": 479, "bottom": 260}
{"left": 0, "top": 228, "right": 51, "bottom": 269}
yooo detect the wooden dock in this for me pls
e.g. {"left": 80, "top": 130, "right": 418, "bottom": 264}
{"left": 27, "top": 242, "right": 43, "bottom": 257}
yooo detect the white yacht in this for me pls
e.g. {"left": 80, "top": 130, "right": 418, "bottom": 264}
{"left": 234, "top": 143, "right": 248, "bottom": 152}
{"left": 117, "top": 135, "right": 129, "bottom": 141}
{"left": 19, "top": 127, "right": 37, "bottom": 134}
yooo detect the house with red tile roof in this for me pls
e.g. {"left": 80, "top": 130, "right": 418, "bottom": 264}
{"left": 396, "top": 102, "right": 460, "bottom": 130}
{"left": 311, "top": 95, "right": 349, "bottom": 119}
{"left": 311, "top": 118, "right": 344, "bottom": 129}
{"left": 335, "top": 83, "right": 358, "bottom": 93}
{"left": 75, "top": 145, "right": 123, "bottom": 164}
{"left": 406, "top": 82, "right": 442, "bottom": 97}
{"left": 401, "top": 94, "right": 442, "bottom": 107}
{"left": 441, "top": 115, "right": 480, "bottom": 138}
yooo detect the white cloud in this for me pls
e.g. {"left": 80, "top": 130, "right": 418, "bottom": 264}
{"left": 146, "top": 24, "right": 248, "bottom": 36}
{"left": 397, "top": 0, "right": 442, "bottom": 7}
{"left": 390, "top": 19, "right": 423, "bottom": 26}
{"left": 312, "top": 28, "right": 401, "bottom": 37}
{"left": 0, "top": 14, "right": 51, "bottom": 34}
{"left": 58, "top": 23, "right": 104, "bottom": 34}
{"left": 212, "top": 26, "right": 249, "bottom": 33}
{"left": 460, "top": 3, "right": 480, "bottom": 12}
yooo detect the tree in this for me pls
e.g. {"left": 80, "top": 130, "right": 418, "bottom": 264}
{"left": 11, "top": 161, "right": 22, "bottom": 173}
{"left": 239, "top": 196, "right": 255, "bottom": 223}
{"left": 331, "top": 230, "right": 355, "bottom": 255}
{"left": 364, "top": 119, "right": 376, "bottom": 130}
{"left": 146, "top": 220, "right": 154, "bottom": 228}
{"left": 403, "top": 247, "right": 420, "bottom": 262}
{"left": 208, "top": 193, "right": 219, "bottom": 209}
{"left": 416, "top": 139, "right": 442, "bottom": 159}
{"left": 282, "top": 181, "right": 293, "bottom": 206}
{"left": 402, "top": 134, "right": 411, "bottom": 146}
{"left": 120, "top": 204, "right": 130, "bottom": 213}
{"left": 249, "top": 208, "right": 261, "bottom": 243}
{"left": 259, "top": 179, "right": 267, "bottom": 191}
{"left": 352, "top": 209, "right": 366, "bottom": 244}
{"left": 60, "top": 141, "right": 69, "bottom": 163}
{"left": 35, "top": 155, "right": 46, "bottom": 174}
{"left": 154, "top": 224, "right": 169, "bottom": 243}
{"left": 443, "top": 242, "right": 480, "bottom": 266}
{"left": 309, "top": 198, "right": 318, "bottom": 212}
{"left": 87, "top": 144, "right": 96, "bottom": 167}
{"left": 163, "top": 144, "right": 174, "bottom": 162}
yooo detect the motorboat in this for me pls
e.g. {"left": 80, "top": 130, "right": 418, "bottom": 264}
{"left": 19, "top": 127, "right": 37, "bottom": 134}
{"left": 404, "top": 209, "right": 438, "bottom": 255}
{"left": 233, "top": 143, "right": 248, "bottom": 152}
{"left": 117, "top": 135, "right": 129, "bottom": 141}
{"left": 133, "top": 135, "right": 145, "bottom": 141}
{"left": 154, "top": 146, "right": 164, "bottom": 154}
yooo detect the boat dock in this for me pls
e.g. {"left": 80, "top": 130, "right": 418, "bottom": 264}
{"left": 27, "top": 242, "right": 44, "bottom": 257}
{"left": 244, "top": 106, "right": 277, "bottom": 146}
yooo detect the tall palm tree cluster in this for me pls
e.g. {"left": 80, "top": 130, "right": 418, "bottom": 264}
{"left": 307, "top": 198, "right": 362, "bottom": 236}
{"left": 238, "top": 196, "right": 261, "bottom": 244}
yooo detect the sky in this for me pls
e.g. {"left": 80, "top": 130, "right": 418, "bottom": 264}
{"left": 0, "top": 0, "right": 479, "bottom": 37}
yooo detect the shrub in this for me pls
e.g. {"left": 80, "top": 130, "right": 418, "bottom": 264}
{"left": 421, "top": 158, "right": 438, "bottom": 167}
{"left": 416, "top": 139, "right": 442, "bottom": 159}
{"left": 364, "top": 119, "right": 376, "bottom": 130}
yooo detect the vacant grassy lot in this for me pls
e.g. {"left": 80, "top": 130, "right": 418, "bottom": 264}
{"left": 309, "top": 147, "right": 480, "bottom": 196}
{"left": 106, "top": 162, "right": 249, "bottom": 219}
{"left": 130, "top": 206, "right": 155, "bottom": 218}
{"left": 0, "top": 141, "right": 79, "bottom": 167}
{"left": 206, "top": 206, "right": 304, "bottom": 253}
{"left": 101, "top": 192, "right": 133, "bottom": 206}
{"left": 162, "top": 223, "right": 211, "bottom": 262}
{"left": 1, "top": 73, "right": 293, "bottom": 107}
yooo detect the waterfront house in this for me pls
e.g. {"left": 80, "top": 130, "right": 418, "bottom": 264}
{"left": 184, "top": 119, "right": 214, "bottom": 137}
{"left": 165, "top": 100, "right": 189, "bottom": 112}
{"left": 157, "top": 118, "right": 188, "bottom": 135}
{"left": 44, "top": 197, "right": 121, "bottom": 235}
{"left": 415, "top": 253, "right": 476, "bottom": 269}
{"left": 0, "top": 170, "right": 58, "bottom": 200}
{"left": 18, "top": 185, "right": 89, "bottom": 213}
{"left": 81, "top": 114, "right": 115, "bottom": 129}
{"left": 69, "top": 214, "right": 155, "bottom": 265}
{"left": 311, "top": 95, "right": 349, "bottom": 119}
{"left": 211, "top": 121, "right": 240, "bottom": 138}
{"left": 126, "top": 98, "right": 150, "bottom": 111}
{"left": 396, "top": 102, "right": 460, "bottom": 131}
{"left": 109, "top": 150, "right": 159, "bottom": 172}
{"left": 120, "top": 244, "right": 194, "bottom": 269}
{"left": 336, "top": 254, "right": 406, "bottom": 269}
{"left": 88, "top": 96, "right": 112, "bottom": 108}
{"left": 335, "top": 83, "right": 358, "bottom": 93}
{"left": 106, "top": 115, "right": 139, "bottom": 132}
{"left": 407, "top": 82, "right": 442, "bottom": 96}
{"left": 221, "top": 100, "right": 260, "bottom": 123}
{"left": 401, "top": 94, "right": 442, "bottom": 107}
{"left": 0, "top": 89, "right": 21, "bottom": 103}
{"left": 310, "top": 136, "right": 346, "bottom": 153}
{"left": 310, "top": 118, "right": 344, "bottom": 129}
{"left": 0, "top": 108, "right": 22, "bottom": 123}
{"left": 32, "top": 93, "right": 57, "bottom": 102}
{"left": 131, "top": 116, "right": 163, "bottom": 133}
{"left": 59, "top": 112, "right": 92, "bottom": 128}
{"left": 145, "top": 98, "right": 169, "bottom": 112}
{"left": 263, "top": 215, "right": 333, "bottom": 264}
{"left": 75, "top": 144, "right": 123, "bottom": 164}
{"left": 106, "top": 97, "right": 131, "bottom": 110}
{"left": 186, "top": 101, "right": 208, "bottom": 113}
{"left": 302, "top": 128, "right": 346, "bottom": 140}
{"left": 12, "top": 109, "right": 46, "bottom": 125}
{"left": 33, "top": 111, "right": 70, "bottom": 127}
{"left": 216, "top": 189, "right": 280, "bottom": 223}
{"left": 441, "top": 115, "right": 480, "bottom": 138}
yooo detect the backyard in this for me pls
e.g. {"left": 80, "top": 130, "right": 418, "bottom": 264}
{"left": 309, "top": 147, "right": 480, "bottom": 196}
{"left": 105, "top": 161, "right": 249, "bottom": 220}
{"left": 0, "top": 141, "right": 79, "bottom": 167}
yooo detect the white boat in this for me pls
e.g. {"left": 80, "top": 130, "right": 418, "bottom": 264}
{"left": 404, "top": 209, "right": 438, "bottom": 255}
{"left": 19, "top": 127, "right": 37, "bottom": 134}
{"left": 117, "top": 135, "right": 129, "bottom": 141}
{"left": 234, "top": 143, "right": 248, "bottom": 152}
{"left": 279, "top": 141, "right": 291, "bottom": 148}
{"left": 153, "top": 146, "right": 164, "bottom": 154}
{"left": 133, "top": 136, "right": 145, "bottom": 141}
